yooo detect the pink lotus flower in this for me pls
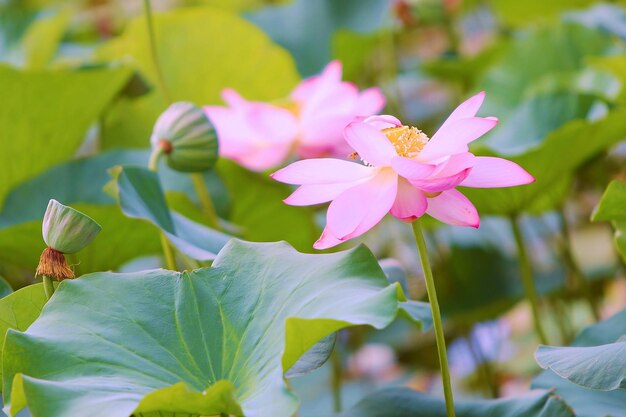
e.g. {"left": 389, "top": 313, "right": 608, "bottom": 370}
{"left": 205, "top": 61, "right": 385, "bottom": 171}
{"left": 271, "top": 92, "right": 534, "bottom": 249}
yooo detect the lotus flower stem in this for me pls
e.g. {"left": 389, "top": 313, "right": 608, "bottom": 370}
{"left": 142, "top": 0, "right": 172, "bottom": 104}
{"left": 411, "top": 220, "right": 455, "bottom": 417}
{"left": 510, "top": 216, "right": 548, "bottom": 345}
{"left": 558, "top": 208, "right": 601, "bottom": 321}
{"left": 191, "top": 173, "right": 221, "bottom": 230}
{"left": 148, "top": 147, "right": 177, "bottom": 271}
{"left": 331, "top": 345, "right": 343, "bottom": 412}
{"left": 42, "top": 275, "right": 55, "bottom": 300}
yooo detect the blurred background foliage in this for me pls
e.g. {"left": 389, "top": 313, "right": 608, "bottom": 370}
{"left": 1, "top": 0, "right": 626, "bottom": 415}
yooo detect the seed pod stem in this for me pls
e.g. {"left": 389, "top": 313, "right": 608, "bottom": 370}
{"left": 42, "top": 275, "right": 55, "bottom": 300}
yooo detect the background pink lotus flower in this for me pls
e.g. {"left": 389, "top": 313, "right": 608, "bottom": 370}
{"left": 272, "top": 91, "right": 534, "bottom": 249}
{"left": 205, "top": 61, "right": 385, "bottom": 171}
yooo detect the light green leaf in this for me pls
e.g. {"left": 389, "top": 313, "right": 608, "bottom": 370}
{"left": 2, "top": 240, "right": 430, "bottom": 417}
{"left": 532, "top": 309, "right": 626, "bottom": 417}
{"left": 21, "top": 9, "right": 69, "bottom": 69}
{"left": 592, "top": 180, "right": 626, "bottom": 261}
{"left": 216, "top": 160, "right": 318, "bottom": 251}
{"left": 463, "top": 108, "right": 626, "bottom": 216}
{"left": 0, "top": 65, "right": 132, "bottom": 207}
{"left": 338, "top": 387, "right": 574, "bottom": 417}
{"left": 0, "top": 284, "right": 47, "bottom": 390}
{"left": 536, "top": 341, "right": 626, "bottom": 391}
{"left": 111, "top": 165, "right": 230, "bottom": 260}
{"left": 98, "top": 6, "right": 299, "bottom": 149}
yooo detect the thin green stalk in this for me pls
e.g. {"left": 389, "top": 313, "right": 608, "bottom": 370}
{"left": 142, "top": 0, "right": 172, "bottom": 104}
{"left": 191, "top": 173, "right": 221, "bottom": 230}
{"left": 558, "top": 209, "right": 601, "bottom": 321}
{"left": 411, "top": 220, "right": 455, "bottom": 417}
{"left": 510, "top": 216, "right": 548, "bottom": 345}
{"left": 148, "top": 147, "right": 177, "bottom": 271}
{"left": 331, "top": 345, "right": 342, "bottom": 413}
{"left": 42, "top": 275, "right": 55, "bottom": 300}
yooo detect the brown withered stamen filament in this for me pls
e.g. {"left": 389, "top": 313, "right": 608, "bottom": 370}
{"left": 36, "top": 247, "right": 74, "bottom": 281}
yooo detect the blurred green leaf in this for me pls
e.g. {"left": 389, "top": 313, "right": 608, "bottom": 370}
{"left": 3, "top": 240, "right": 427, "bottom": 417}
{"left": 590, "top": 55, "right": 626, "bottom": 104}
{"left": 98, "top": 6, "right": 299, "bottom": 149}
{"left": 217, "top": 160, "right": 318, "bottom": 251}
{"left": 0, "top": 277, "right": 12, "bottom": 299}
{"left": 20, "top": 10, "right": 69, "bottom": 69}
{"left": 0, "top": 65, "right": 132, "bottom": 208}
{"left": 189, "top": 0, "right": 292, "bottom": 11}
{"left": 592, "top": 180, "right": 626, "bottom": 261}
{"left": 532, "top": 309, "right": 626, "bottom": 417}
{"left": 0, "top": 283, "right": 47, "bottom": 391}
{"left": 338, "top": 387, "right": 574, "bottom": 417}
{"left": 490, "top": 0, "right": 597, "bottom": 28}
{"left": 0, "top": 204, "right": 162, "bottom": 276}
{"left": 463, "top": 108, "right": 626, "bottom": 216}
{"left": 111, "top": 165, "right": 230, "bottom": 260}
{"left": 248, "top": 0, "right": 390, "bottom": 76}
{"left": 479, "top": 22, "right": 614, "bottom": 112}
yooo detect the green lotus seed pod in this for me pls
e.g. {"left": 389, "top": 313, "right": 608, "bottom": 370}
{"left": 42, "top": 199, "right": 102, "bottom": 254}
{"left": 150, "top": 102, "right": 219, "bottom": 172}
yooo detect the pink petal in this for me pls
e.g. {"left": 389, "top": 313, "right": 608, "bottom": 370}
{"left": 426, "top": 189, "right": 480, "bottom": 228}
{"left": 284, "top": 182, "right": 357, "bottom": 206}
{"left": 461, "top": 157, "right": 535, "bottom": 188}
{"left": 419, "top": 117, "right": 498, "bottom": 161}
{"left": 271, "top": 159, "right": 374, "bottom": 185}
{"left": 430, "top": 152, "right": 475, "bottom": 178}
{"left": 355, "top": 87, "right": 386, "bottom": 116}
{"left": 326, "top": 169, "right": 397, "bottom": 239}
{"left": 409, "top": 168, "right": 471, "bottom": 193}
{"left": 291, "top": 60, "right": 342, "bottom": 102}
{"left": 233, "top": 145, "right": 292, "bottom": 172}
{"left": 364, "top": 115, "right": 402, "bottom": 130}
{"left": 439, "top": 91, "right": 485, "bottom": 131}
{"left": 344, "top": 121, "right": 397, "bottom": 166}
{"left": 313, "top": 228, "right": 344, "bottom": 250}
{"left": 390, "top": 178, "right": 428, "bottom": 222}
{"left": 391, "top": 156, "right": 437, "bottom": 180}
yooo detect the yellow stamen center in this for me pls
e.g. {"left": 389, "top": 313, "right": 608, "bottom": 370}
{"left": 382, "top": 125, "right": 429, "bottom": 158}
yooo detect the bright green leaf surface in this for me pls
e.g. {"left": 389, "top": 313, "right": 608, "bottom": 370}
{"left": 0, "top": 284, "right": 47, "bottom": 390}
{"left": 532, "top": 309, "right": 626, "bottom": 417}
{"left": 2, "top": 240, "right": 429, "bottom": 417}
{"left": 98, "top": 6, "right": 299, "bottom": 149}
{"left": 0, "top": 65, "right": 132, "bottom": 207}
{"left": 338, "top": 387, "right": 574, "bottom": 417}
{"left": 536, "top": 341, "right": 626, "bottom": 390}
{"left": 490, "top": 0, "right": 597, "bottom": 28}
{"left": 20, "top": 9, "right": 69, "bottom": 69}
{"left": 112, "top": 166, "right": 230, "bottom": 260}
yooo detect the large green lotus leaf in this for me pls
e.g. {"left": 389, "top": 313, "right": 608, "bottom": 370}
{"left": 2, "top": 240, "right": 430, "bottom": 417}
{"left": 0, "top": 284, "right": 47, "bottom": 390}
{"left": 0, "top": 64, "right": 132, "bottom": 207}
{"left": 532, "top": 308, "right": 626, "bottom": 417}
{"left": 216, "top": 160, "right": 318, "bottom": 251}
{"left": 592, "top": 180, "right": 626, "bottom": 261}
{"left": 462, "top": 108, "right": 626, "bottom": 216}
{"left": 535, "top": 340, "right": 626, "bottom": 391}
{"left": 111, "top": 165, "right": 230, "bottom": 261}
{"left": 98, "top": 6, "right": 299, "bottom": 149}
{"left": 338, "top": 387, "right": 574, "bottom": 417}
